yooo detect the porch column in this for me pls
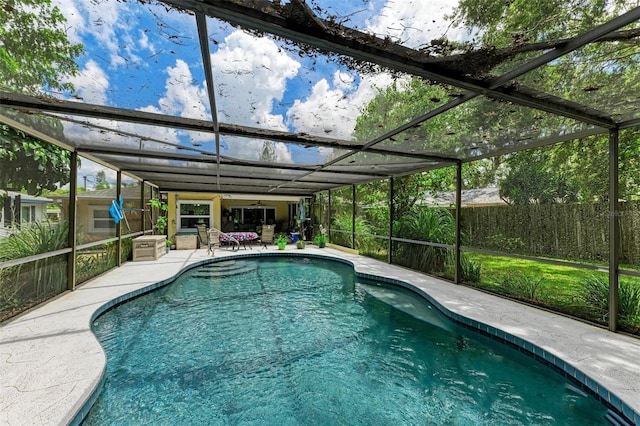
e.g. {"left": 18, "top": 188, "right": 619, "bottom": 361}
{"left": 389, "top": 177, "right": 394, "bottom": 264}
{"left": 455, "top": 161, "right": 462, "bottom": 284}
{"left": 67, "top": 151, "right": 78, "bottom": 291}
{"left": 608, "top": 128, "right": 620, "bottom": 331}
{"left": 352, "top": 184, "right": 356, "bottom": 249}
{"left": 116, "top": 171, "right": 122, "bottom": 266}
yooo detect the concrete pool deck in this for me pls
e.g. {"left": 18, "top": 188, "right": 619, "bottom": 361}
{"left": 1, "top": 246, "right": 639, "bottom": 425}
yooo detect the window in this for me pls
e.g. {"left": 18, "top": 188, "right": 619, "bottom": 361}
{"left": 231, "top": 206, "right": 276, "bottom": 230}
{"left": 21, "top": 205, "right": 36, "bottom": 223}
{"left": 88, "top": 205, "right": 115, "bottom": 233}
{"left": 178, "top": 201, "right": 212, "bottom": 232}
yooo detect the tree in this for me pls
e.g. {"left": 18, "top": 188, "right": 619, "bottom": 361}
{"left": 0, "top": 0, "right": 83, "bottom": 195}
{"left": 499, "top": 148, "right": 579, "bottom": 205}
{"left": 0, "top": 123, "right": 71, "bottom": 195}
{"left": 1, "top": 0, "right": 83, "bottom": 94}
{"left": 94, "top": 170, "right": 111, "bottom": 190}
{"left": 449, "top": 0, "right": 631, "bottom": 50}
{"left": 351, "top": 0, "right": 640, "bottom": 205}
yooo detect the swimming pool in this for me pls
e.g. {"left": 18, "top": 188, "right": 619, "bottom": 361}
{"left": 83, "top": 256, "right": 610, "bottom": 425}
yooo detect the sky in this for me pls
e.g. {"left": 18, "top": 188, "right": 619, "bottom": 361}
{"left": 49, "top": 0, "right": 472, "bottom": 188}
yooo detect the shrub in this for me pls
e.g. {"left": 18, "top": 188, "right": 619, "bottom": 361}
{"left": 331, "top": 212, "right": 375, "bottom": 252}
{"left": 579, "top": 276, "right": 640, "bottom": 327}
{"left": 274, "top": 233, "right": 288, "bottom": 247}
{"left": 461, "top": 254, "right": 482, "bottom": 283}
{"left": 0, "top": 220, "right": 69, "bottom": 320}
{"left": 499, "top": 274, "right": 544, "bottom": 302}
{"left": 0, "top": 220, "right": 69, "bottom": 260}
{"left": 393, "top": 207, "right": 456, "bottom": 274}
{"left": 485, "top": 233, "right": 525, "bottom": 252}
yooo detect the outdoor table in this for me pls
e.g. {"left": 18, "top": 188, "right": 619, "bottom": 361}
{"left": 219, "top": 231, "right": 259, "bottom": 250}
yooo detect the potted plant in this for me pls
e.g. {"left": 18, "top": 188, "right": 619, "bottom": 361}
{"left": 274, "top": 233, "right": 288, "bottom": 250}
{"left": 165, "top": 239, "right": 172, "bottom": 254}
{"left": 296, "top": 239, "right": 305, "bottom": 249}
{"left": 313, "top": 225, "right": 328, "bottom": 248}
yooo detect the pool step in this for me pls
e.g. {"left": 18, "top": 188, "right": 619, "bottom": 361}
{"left": 356, "top": 282, "right": 455, "bottom": 333}
{"left": 605, "top": 410, "right": 632, "bottom": 426}
{"left": 192, "top": 261, "right": 258, "bottom": 279}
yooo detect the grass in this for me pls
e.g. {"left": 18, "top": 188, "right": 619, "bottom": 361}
{"left": 466, "top": 253, "right": 600, "bottom": 305}
{"left": 466, "top": 253, "right": 640, "bottom": 334}
{"left": 358, "top": 246, "right": 640, "bottom": 335}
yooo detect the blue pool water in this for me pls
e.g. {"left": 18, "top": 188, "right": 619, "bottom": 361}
{"left": 84, "top": 257, "right": 609, "bottom": 425}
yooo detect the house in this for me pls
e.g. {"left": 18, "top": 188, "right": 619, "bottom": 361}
{"left": 1, "top": 191, "right": 56, "bottom": 237}
{"left": 166, "top": 192, "right": 306, "bottom": 241}
{"left": 421, "top": 187, "right": 506, "bottom": 207}
{"left": 51, "top": 188, "right": 307, "bottom": 244}
{"left": 50, "top": 186, "right": 145, "bottom": 243}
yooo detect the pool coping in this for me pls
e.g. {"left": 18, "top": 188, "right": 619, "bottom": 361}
{"left": 1, "top": 246, "right": 639, "bottom": 425}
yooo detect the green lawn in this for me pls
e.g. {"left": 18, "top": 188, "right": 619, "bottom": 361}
{"left": 465, "top": 253, "right": 608, "bottom": 316}
{"left": 360, "top": 248, "right": 639, "bottom": 335}
{"left": 464, "top": 253, "right": 640, "bottom": 335}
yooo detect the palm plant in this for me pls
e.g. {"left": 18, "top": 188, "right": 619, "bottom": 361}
{"left": 0, "top": 221, "right": 69, "bottom": 320}
{"left": 393, "top": 207, "right": 456, "bottom": 274}
{"left": 331, "top": 212, "right": 375, "bottom": 252}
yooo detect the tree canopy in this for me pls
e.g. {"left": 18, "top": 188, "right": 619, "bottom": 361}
{"left": 351, "top": 0, "right": 640, "bottom": 205}
{"left": 0, "top": 0, "right": 83, "bottom": 94}
{"left": 0, "top": 0, "right": 82, "bottom": 195}
{"left": 0, "top": 123, "right": 71, "bottom": 195}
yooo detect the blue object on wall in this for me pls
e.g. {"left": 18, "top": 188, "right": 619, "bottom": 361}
{"left": 109, "top": 196, "right": 124, "bottom": 224}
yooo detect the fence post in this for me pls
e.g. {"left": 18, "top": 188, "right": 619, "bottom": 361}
{"left": 609, "top": 128, "right": 620, "bottom": 332}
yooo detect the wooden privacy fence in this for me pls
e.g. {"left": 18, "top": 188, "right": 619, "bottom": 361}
{"left": 460, "top": 201, "right": 640, "bottom": 265}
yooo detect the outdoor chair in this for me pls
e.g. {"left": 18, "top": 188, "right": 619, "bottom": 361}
{"left": 260, "top": 224, "right": 275, "bottom": 249}
{"left": 207, "top": 228, "right": 222, "bottom": 255}
{"left": 196, "top": 225, "right": 228, "bottom": 256}
{"left": 195, "top": 224, "right": 212, "bottom": 253}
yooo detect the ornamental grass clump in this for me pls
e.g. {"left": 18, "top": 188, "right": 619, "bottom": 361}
{"left": 393, "top": 207, "right": 456, "bottom": 274}
{"left": 579, "top": 275, "right": 640, "bottom": 328}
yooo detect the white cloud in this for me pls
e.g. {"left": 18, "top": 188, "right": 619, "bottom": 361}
{"left": 138, "top": 30, "right": 153, "bottom": 52}
{"left": 333, "top": 71, "right": 355, "bottom": 91}
{"left": 55, "top": 0, "right": 194, "bottom": 69}
{"left": 66, "top": 59, "right": 109, "bottom": 105}
{"left": 211, "top": 31, "right": 301, "bottom": 162}
{"left": 212, "top": 31, "right": 300, "bottom": 130}
{"left": 141, "top": 59, "right": 209, "bottom": 120}
{"left": 54, "top": 0, "right": 121, "bottom": 62}
{"left": 366, "top": 0, "right": 470, "bottom": 49}
{"left": 285, "top": 1, "right": 459, "bottom": 156}
{"left": 53, "top": 0, "right": 85, "bottom": 45}
{"left": 286, "top": 70, "right": 396, "bottom": 143}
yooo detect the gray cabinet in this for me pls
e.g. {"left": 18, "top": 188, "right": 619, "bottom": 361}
{"left": 132, "top": 235, "right": 166, "bottom": 261}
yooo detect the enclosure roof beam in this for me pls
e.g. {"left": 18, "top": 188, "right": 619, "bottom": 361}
{"left": 0, "top": 92, "right": 453, "bottom": 162}
{"left": 77, "top": 146, "right": 395, "bottom": 177}
{"left": 162, "top": 0, "right": 633, "bottom": 128}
